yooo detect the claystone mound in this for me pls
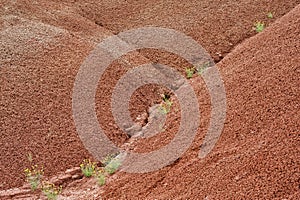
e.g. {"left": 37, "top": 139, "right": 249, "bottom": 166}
{"left": 0, "top": 1, "right": 299, "bottom": 199}
{"left": 102, "top": 3, "right": 300, "bottom": 200}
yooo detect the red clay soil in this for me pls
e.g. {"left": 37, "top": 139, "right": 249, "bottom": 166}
{"left": 101, "top": 5, "right": 300, "bottom": 200}
{"left": 75, "top": 0, "right": 300, "bottom": 62}
{"left": 0, "top": 0, "right": 299, "bottom": 199}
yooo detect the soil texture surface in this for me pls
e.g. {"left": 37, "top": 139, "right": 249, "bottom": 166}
{"left": 0, "top": 0, "right": 299, "bottom": 199}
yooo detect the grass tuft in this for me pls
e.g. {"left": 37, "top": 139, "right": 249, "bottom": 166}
{"left": 80, "top": 159, "right": 96, "bottom": 177}
{"left": 41, "top": 182, "right": 62, "bottom": 200}
{"left": 24, "top": 165, "right": 44, "bottom": 191}
{"left": 254, "top": 21, "right": 265, "bottom": 33}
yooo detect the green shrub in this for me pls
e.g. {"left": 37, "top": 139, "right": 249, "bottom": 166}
{"left": 42, "top": 182, "right": 62, "bottom": 200}
{"left": 104, "top": 159, "right": 121, "bottom": 175}
{"left": 81, "top": 155, "right": 121, "bottom": 187}
{"left": 80, "top": 159, "right": 96, "bottom": 177}
{"left": 159, "top": 94, "right": 173, "bottom": 114}
{"left": 94, "top": 169, "right": 106, "bottom": 186}
{"left": 24, "top": 165, "right": 43, "bottom": 191}
{"left": 254, "top": 21, "right": 265, "bottom": 32}
{"left": 101, "top": 153, "right": 118, "bottom": 166}
{"left": 185, "top": 67, "right": 195, "bottom": 79}
{"left": 267, "top": 12, "right": 273, "bottom": 19}
{"left": 196, "top": 61, "right": 210, "bottom": 75}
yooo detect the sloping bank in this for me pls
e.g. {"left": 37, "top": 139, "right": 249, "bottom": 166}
{"left": 102, "top": 4, "right": 300, "bottom": 200}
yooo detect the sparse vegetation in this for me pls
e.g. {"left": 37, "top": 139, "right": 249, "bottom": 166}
{"left": 80, "top": 155, "right": 121, "bottom": 187}
{"left": 186, "top": 62, "right": 210, "bottom": 78}
{"left": 185, "top": 67, "right": 195, "bottom": 79}
{"left": 24, "top": 165, "right": 44, "bottom": 191}
{"left": 159, "top": 94, "right": 173, "bottom": 114}
{"left": 94, "top": 169, "right": 106, "bottom": 186}
{"left": 196, "top": 61, "right": 210, "bottom": 75}
{"left": 104, "top": 158, "right": 121, "bottom": 175}
{"left": 41, "top": 182, "right": 62, "bottom": 200}
{"left": 267, "top": 12, "right": 273, "bottom": 19}
{"left": 101, "top": 153, "right": 118, "bottom": 166}
{"left": 24, "top": 160, "right": 62, "bottom": 199}
{"left": 254, "top": 21, "right": 265, "bottom": 32}
{"left": 80, "top": 159, "right": 97, "bottom": 177}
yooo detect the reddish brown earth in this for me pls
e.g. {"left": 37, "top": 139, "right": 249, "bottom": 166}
{"left": 0, "top": 0, "right": 299, "bottom": 199}
{"left": 101, "top": 4, "right": 300, "bottom": 200}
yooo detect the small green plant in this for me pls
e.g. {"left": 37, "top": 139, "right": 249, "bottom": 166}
{"left": 101, "top": 153, "right": 118, "bottom": 166}
{"left": 80, "top": 159, "right": 96, "bottom": 177}
{"left": 267, "top": 12, "right": 273, "bottom": 19}
{"left": 80, "top": 155, "right": 121, "bottom": 187}
{"left": 94, "top": 169, "right": 106, "bottom": 186}
{"left": 185, "top": 67, "right": 195, "bottom": 79}
{"left": 24, "top": 160, "right": 60, "bottom": 198}
{"left": 104, "top": 158, "right": 121, "bottom": 175}
{"left": 101, "top": 153, "right": 121, "bottom": 174}
{"left": 254, "top": 21, "right": 265, "bottom": 33}
{"left": 159, "top": 94, "right": 173, "bottom": 114}
{"left": 24, "top": 165, "right": 44, "bottom": 191}
{"left": 41, "top": 182, "right": 62, "bottom": 200}
{"left": 196, "top": 61, "right": 210, "bottom": 75}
